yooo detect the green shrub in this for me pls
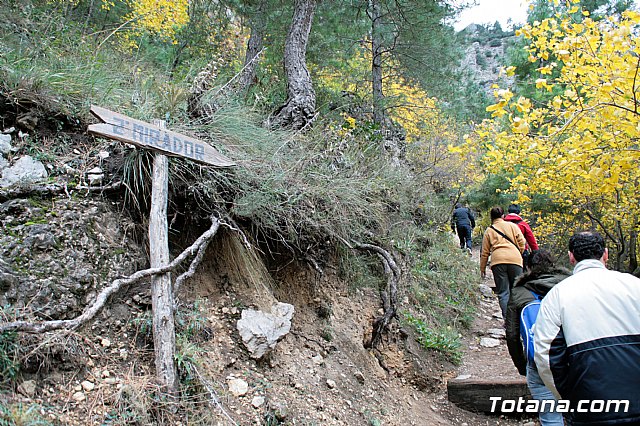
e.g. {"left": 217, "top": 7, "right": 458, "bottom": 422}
{"left": 403, "top": 312, "right": 462, "bottom": 365}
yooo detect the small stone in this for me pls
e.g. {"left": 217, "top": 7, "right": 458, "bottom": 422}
{"left": 346, "top": 400, "right": 352, "bottom": 407}
{"left": 478, "top": 284, "right": 494, "bottom": 298}
{"left": 488, "top": 328, "right": 506, "bottom": 338}
{"left": 101, "top": 370, "right": 111, "bottom": 378}
{"left": 251, "top": 396, "right": 265, "bottom": 408}
{"left": 101, "top": 338, "right": 111, "bottom": 347}
{"left": 72, "top": 392, "right": 86, "bottom": 402}
{"left": 312, "top": 354, "right": 324, "bottom": 365}
{"left": 81, "top": 381, "right": 95, "bottom": 392}
{"left": 353, "top": 371, "right": 365, "bottom": 384}
{"left": 270, "top": 401, "right": 288, "bottom": 421}
{"left": 104, "top": 377, "right": 117, "bottom": 385}
{"left": 453, "top": 374, "right": 471, "bottom": 381}
{"left": 326, "top": 379, "right": 336, "bottom": 389}
{"left": 87, "top": 167, "right": 103, "bottom": 174}
{"left": 228, "top": 378, "right": 249, "bottom": 397}
{"left": 17, "top": 380, "right": 37, "bottom": 397}
{"left": 480, "top": 337, "right": 501, "bottom": 348}
{"left": 221, "top": 307, "right": 230, "bottom": 314}
{"left": 88, "top": 173, "right": 104, "bottom": 185}
{"left": 98, "top": 151, "right": 110, "bottom": 159}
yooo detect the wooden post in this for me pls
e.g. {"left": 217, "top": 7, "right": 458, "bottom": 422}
{"left": 149, "top": 120, "right": 178, "bottom": 394}
{"left": 87, "top": 106, "right": 236, "bottom": 395}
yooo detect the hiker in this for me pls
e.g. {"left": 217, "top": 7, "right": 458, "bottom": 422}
{"left": 451, "top": 202, "right": 475, "bottom": 254}
{"left": 504, "top": 204, "right": 539, "bottom": 268}
{"left": 480, "top": 206, "right": 526, "bottom": 319}
{"left": 535, "top": 231, "right": 640, "bottom": 425}
{"left": 505, "top": 249, "right": 569, "bottom": 425}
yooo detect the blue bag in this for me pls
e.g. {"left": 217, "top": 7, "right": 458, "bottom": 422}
{"left": 520, "top": 290, "right": 542, "bottom": 364}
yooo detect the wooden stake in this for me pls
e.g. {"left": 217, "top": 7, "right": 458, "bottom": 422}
{"left": 150, "top": 120, "right": 178, "bottom": 395}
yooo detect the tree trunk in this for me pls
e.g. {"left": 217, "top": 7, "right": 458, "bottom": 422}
{"left": 237, "top": 0, "right": 267, "bottom": 92}
{"left": 629, "top": 230, "right": 638, "bottom": 274}
{"left": 150, "top": 120, "right": 179, "bottom": 395}
{"left": 269, "top": 0, "right": 317, "bottom": 130}
{"left": 369, "top": 0, "right": 385, "bottom": 127}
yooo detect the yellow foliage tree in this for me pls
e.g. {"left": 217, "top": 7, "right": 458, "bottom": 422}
{"left": 317, "top": 47, "right": 474, "bottom": 193}
{"left": 469, "top": 1, "right": 640, "bottom": 270}
{"left": 98, "top": 0, "right": 189, "bottom": 47}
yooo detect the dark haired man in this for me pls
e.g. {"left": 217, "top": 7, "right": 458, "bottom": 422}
{"left": 534, "top": 231, "right": 640, "bottom": 425}
{"left": 504, "top": 204, "right": 538, "bottom": 267}
{"left": 451, "top": 203, "right": 475, "bottom": 254}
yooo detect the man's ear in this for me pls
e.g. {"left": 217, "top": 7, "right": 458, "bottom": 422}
{"left": 601, "top": 248, "right": 608, "bottom": 265}
{"left": 569, "top": 251, "right": 577, "bottom": 265}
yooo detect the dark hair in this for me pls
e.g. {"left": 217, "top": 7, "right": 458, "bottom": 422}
{"left": 528, "top": 249, "right": 554, "bottom": 272}
{"left": 508, "top": 204, "right": 521, "bottom": 214}
{"left": 455, "top": 203, "right": 462, "bottom": 209}
{"left": 569, "top": 231, "right": 605, "bottom": 262}
{"left": 490, "top": 206, "right": 504, "bottom": 220}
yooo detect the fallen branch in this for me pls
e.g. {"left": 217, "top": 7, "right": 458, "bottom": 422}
{"left": 173, "top": 218, "right": 219, "bottom": 298}
{"left": 0, "top": 216, "right": 220, "bottom": 334}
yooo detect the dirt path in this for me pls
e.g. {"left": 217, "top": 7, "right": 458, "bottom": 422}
{"left": 431, "top": 247, "right": 538, "bottom": 425}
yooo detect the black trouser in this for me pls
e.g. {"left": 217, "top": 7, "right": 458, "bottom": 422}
{"left": 491, "top": 263, "right": 523, "bottom": 319}
{"left": 456, "top": 225, "right": 473, "bottom": 250}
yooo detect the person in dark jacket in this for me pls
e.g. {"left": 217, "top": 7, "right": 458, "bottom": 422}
{"left": 506, "top": 250, "right": 569, "bottom": 426}
{"left": 451, "top": 203, "right": 475, "bottom": 254}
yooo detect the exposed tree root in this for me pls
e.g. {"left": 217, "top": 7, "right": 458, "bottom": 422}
{"left": 0, "top": 216, "right": 220, "bottom": 334}
{"left": 352, "top": 241, "right": 400, "bottom": 349}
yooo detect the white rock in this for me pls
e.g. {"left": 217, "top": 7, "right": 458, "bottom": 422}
{"left": 88, "top": 173, "right": 104, "bottom": 185}
{"left": 251, "top": 396, "right": 265, "bottom": 408}
{"left": 326, "top": 379, "right": 336, "bottom": 389}
{"left": 87, "top": 166, "right": 103, "bottom": 174}
{"left": 101, "top": 338, "right": 111, "bottom": 347}
{"left": 453, "top": 374, "right": 472, "bottom": 381}
{"left": 72, "top": 391, "right": 86, "bottom": 402}
{"left": 0, "top": 155, "right": 47, "bottom": 187}
{"left": 487, "top": 328, "right": 506, "bottom": 338}
{"left": 237, "top": 302, "right": 295, "bottom": 359}
{"left": 480, "top": 337, "right": 501, "bottom": 348}
{"left": 81, "top": 381, "right": 95, "bottom": 391}
{"left": 0, "top": 134, "right": 11, "bottom": 155}
{"left": 17, "top": 380, "right": 37, "bottom": 397}
{"left": 227, "top": 378, "right": 249, "bottom": 397}
{"left": 98, "top": 151, "right": 110, "bottom": 159}
{"left": 312, "top": 354, "right": 324, "bottom": 365}
{"left": 478, "top": 284, "right": 494, "bottom": 298}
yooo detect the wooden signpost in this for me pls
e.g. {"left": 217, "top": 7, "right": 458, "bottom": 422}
{"left": 89, "top": 105, "right": 235, "bottom": 167}
{"left": 88, "top": 106, "right": 234, "bottom": 394}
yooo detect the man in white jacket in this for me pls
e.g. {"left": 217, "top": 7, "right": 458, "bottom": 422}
{"left": 534, "top": 231, "right": 640, "bottom": 425}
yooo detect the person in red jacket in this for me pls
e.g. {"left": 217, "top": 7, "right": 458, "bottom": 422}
{"left": 504, "top": 204, "right": 538, "bottom": 267}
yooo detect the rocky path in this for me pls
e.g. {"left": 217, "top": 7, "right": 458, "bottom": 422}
{"left": 436, "top": 247, "right": 538, "bottom": 425}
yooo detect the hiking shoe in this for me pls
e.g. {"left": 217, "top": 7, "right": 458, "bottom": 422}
{"left": 467, "top": 247, "right": 472, "bottom": 256}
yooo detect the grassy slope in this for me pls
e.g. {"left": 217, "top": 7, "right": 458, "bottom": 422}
{"left": 0, "top": 2, "right": 480, "bottom": 423}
